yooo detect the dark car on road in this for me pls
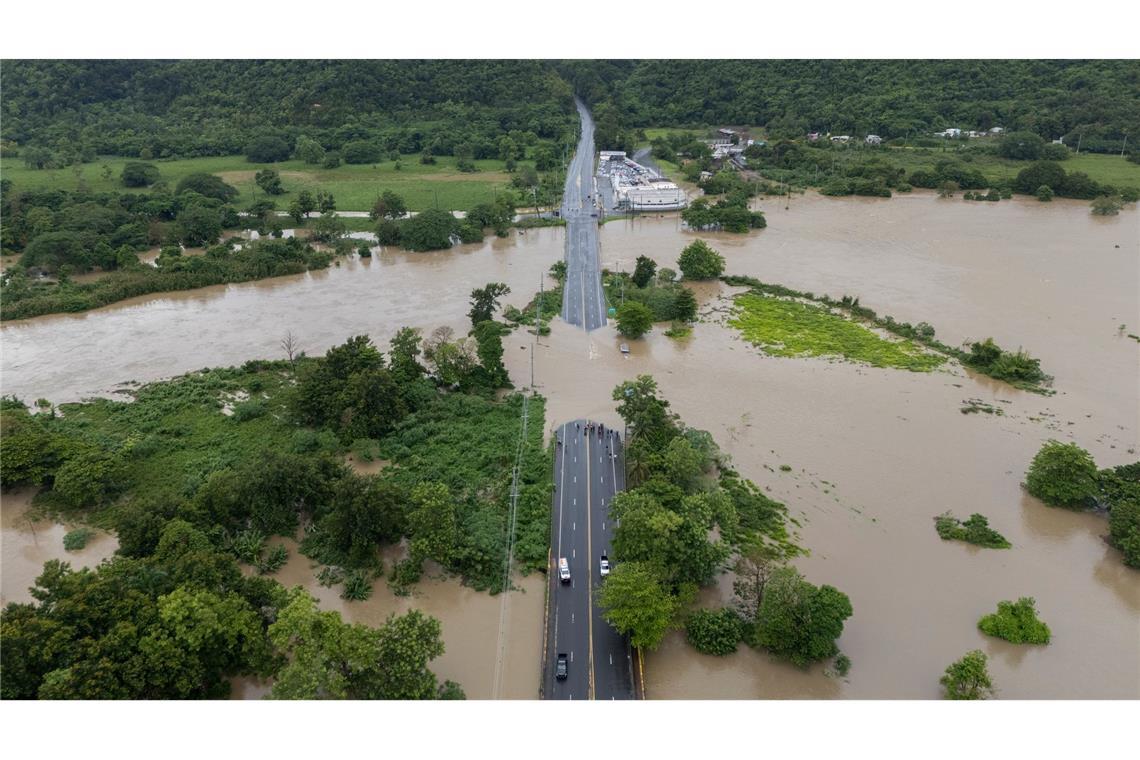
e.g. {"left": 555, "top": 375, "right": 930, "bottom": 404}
{"left": 556, "top": 653, "right": 568, "bottom": 680}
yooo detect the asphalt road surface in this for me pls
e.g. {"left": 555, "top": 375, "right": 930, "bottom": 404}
{"left": 561, "top": 100, "right": 607, "bottom": 332}
{"left": 544, "top": 420, "right": 634, "bottom": 700}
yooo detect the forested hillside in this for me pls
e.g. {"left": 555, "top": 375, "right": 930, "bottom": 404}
{"left": 569, "top": 60, "right": 1138, "bottom": 153}
{"left": 1, "top": 60, "right": 577, "bottom": 158}
{"left": 5, "top": 60, "right": 1138, "bottom": 160}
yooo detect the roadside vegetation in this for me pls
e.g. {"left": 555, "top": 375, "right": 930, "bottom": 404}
{"left": 723, "top": 275, "right": 1053, "bottom": 392}
{"left": 594, "top": 375, "right": 851, "bottom": 668}
{"left": 602, "top": 254, "right": 699, "bottom": 340}
{"left": 977, "top": 597, "right": 1051, "bottom": 645}
{"left": 934, "top": 512, "right": 1011, "bottom": 549}
{"left": 1025, "top": 441, "right": 1140, "bottom": 568}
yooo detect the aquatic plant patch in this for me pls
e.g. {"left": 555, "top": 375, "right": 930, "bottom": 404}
{"left": 728, "top": 293, "right": 946, "bottom": 372}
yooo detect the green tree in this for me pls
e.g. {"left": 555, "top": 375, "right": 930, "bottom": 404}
{"left": 1036, "top": 184, "right": 1054, "bottom": 202}
{"left": 977, "top": 597, "right": 1051, "bottom": 645}
{"left": 1026, "top": 440, "right": 1098, "bottom": 508}
{"left": 255, "top": 168, "right": 284, "bottom": 195}
{"left": 597, "top": 562, "right": 678, "bottom": 650}
{"left": 407, "top": 481, "right": 458, "bottom": 565}
{"left": 940, "top": 650, "right": 995, "bottom": 700}
{"left": 389, "top": 326, "right": 426, "bottom": 385}
{"left": 368, "top": 609, "right": 448, "bottom": 699}
{"left": 0, "top": 406, "right": 62, "bottom": 487}
{"left": 612, "top": 375, "right": 677, "bottom": 447}
{"left": 616, "top": 301, "right": 654, "bottom": 339}
{"left": 752, "top": 567, "right": 852, "bottom": 667}
{"left": 294, "top": 135, "right": 326, "bottom": 164}
{"left": 337, "top": 367, "right": 406, "bottom": 441}
{"left": 1014, "top": 161, "right": 1066, "bottom": 194}
{"left": 1091, "top": 195, "right": 1124, "bottom": 216}
{"left": 685, "top": 608, "right": 742, "bottom": 656}
{"left": 52, "top": 448, "right": 123, "bottom": 508}
{"left": 401, "top": 209, "right": 457, "bottom": 251}
{"left": 998, "top": 131, "right": 1045, "bottom": 160}
{"left": 316, "top": 191, "right": 336, "bottom": 213}
{"left": 677, "top": 239, "right": 725, "bottom": 280}
{"left": 175, "top": 173, "right": 238, "bottom": 202}
{"left": 246, "top": 134, "right": 291, "bottom": 163}
{"left": 632, "top": 255, "right": 657, "bottom": 288}
{"left": 672, "top": 286, "right": 698, "bottom": 322}
{"left": 468, "top": 282, "right": 511, "bottom": 326}
{"left": 120, "top": 162, "right": 160, "bottom": 187}
{"left": 176, "top": 205, "right": 222, "bottom": 247}
{"left": 309, "top": 211, "right": 346, "bottom": 243}
{"left": 288, "top": 190, "right": 316, "bottom": 223}
{"left": 370, "top": 190, "right": 408, "bottom": 221}
{"left": 268, "top": 589, "right": 452, "bottom": 699}
{"left": 473, "top": 320, "right": 509, "bottom": 388}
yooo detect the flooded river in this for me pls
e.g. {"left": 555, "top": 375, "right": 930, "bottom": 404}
{"left": 2, "top": 192, "right": 1137, "bottom": 698}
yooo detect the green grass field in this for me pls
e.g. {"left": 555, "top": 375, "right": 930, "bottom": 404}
{"left": 1, "top": 154, "right": 532, "bottom": 212}
{"left": 860, "top": 147, "right": 1139, "bottom": 190}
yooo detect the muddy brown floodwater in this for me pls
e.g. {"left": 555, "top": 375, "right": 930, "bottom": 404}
{"left": 228, "top": 538, "right": 544, "bottom": 700}
{"left": 1, "top": 488, "right": 119, "bottom": 607}
{"left": 2, "top": 192, "right": 1137, "bottom": 698}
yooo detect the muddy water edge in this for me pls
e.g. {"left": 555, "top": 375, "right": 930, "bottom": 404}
{"left": 3, "top": 193, "right": 1138, "bottom": 699}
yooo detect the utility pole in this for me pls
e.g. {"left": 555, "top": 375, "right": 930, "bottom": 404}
{"left": 1121, "top": 133, "right": 1128, "bottom": 158}
{"left": 1076, "top": 131, "right": 1083, "bottom": 155}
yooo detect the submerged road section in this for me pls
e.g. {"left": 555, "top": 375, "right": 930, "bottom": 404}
{"left": 561, "top": 100, "right": 607, "bottom": 332}
{"left": 543, "top": 420, "right": 634, "bottom": 700}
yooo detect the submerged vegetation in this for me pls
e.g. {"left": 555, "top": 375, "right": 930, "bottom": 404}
{"left": 934, "top": 512, "right": 1011, "bottom": 549}
{"left": 977, "top": 597, "right": 1051, "bottom": 645}
{"left": 594, "top": 374, "right": 849, "bottom": 667}
{"left": 722, "top": 275, "right": 1053, "bottom": 392}
{"left": 1025, "top": 441, "right": 1140, "bottom": 569}
{"left": 728, "top": 292, "right": 946, "bottom": 372}
{"left": 941, "top": 649, "right": 995, "bottom": 700}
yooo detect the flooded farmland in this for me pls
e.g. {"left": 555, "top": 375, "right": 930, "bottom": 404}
{"left": 2, "top": 192, "right": 1137, "bottom": 698}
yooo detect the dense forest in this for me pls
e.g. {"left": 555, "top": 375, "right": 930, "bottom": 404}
{"left": 1, "top": 60, "right": 578, "bottom": 159}
{"left": 4, "top": 60, "right": 1137, "bottom": 160}
{"left": 594, "top": 60, "right": 1140, "bottom": 152}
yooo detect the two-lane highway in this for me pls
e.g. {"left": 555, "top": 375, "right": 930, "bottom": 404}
{"left": 561, "top": 99, "right": 607, "bottom": 332}
{"left": 544, "top": 420, "right": 633, "bottom": 700}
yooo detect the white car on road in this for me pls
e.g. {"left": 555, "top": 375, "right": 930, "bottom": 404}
{"left": 599, "top": 555, "right": 611, "bottom": 577}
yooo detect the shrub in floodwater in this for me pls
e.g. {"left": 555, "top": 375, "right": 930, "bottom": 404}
{"left": 1026, "top": 440, "right": 1098, "bottom": 508}
{"left": 934, "top": 512, "right": 1010, "bottom": 548}
{"left": 63, "top": 528, "right": 95, "bottom": 551}
{"left": 1036, "top": 185, "right": 1054, "bottom": 202}
{"left": 227, "top": 528, "right": 266, "bottom": 564}
{"left": 341, "top": 569, "right": 374, "bottom": 601}
{"left": 978, "top": 597, "right": 1051, "bottom": 644}
{"left": 316, "top": 566, "right": 345, "bottom": 587}
{"left": 685, "top": 608, "right": 743, "bottom": 656}
{"left": 940, "top": 650, "right": 995, "bottom": 700}
{"left": 256, "top": 544, "right": 289, "bottom": 575}
{"left": 833, "top": 653, "right": 851, "bottom": 677}
{"left": 351, "top": 437, "right": 381, "bottom": 462}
